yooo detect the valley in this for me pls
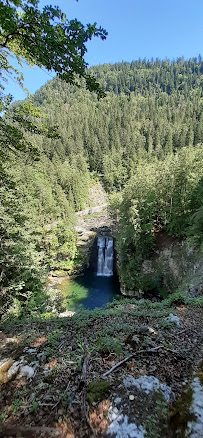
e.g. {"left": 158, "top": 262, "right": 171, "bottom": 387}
{"left": 0, "top": 57, "right": 203, "bottom": 437}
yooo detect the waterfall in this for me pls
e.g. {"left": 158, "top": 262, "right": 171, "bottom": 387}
{"left": 97, "top": 236, "right": 113, "bottom": 277}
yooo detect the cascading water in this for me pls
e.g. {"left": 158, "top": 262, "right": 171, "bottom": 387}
{"left": 60, "top": 235, "right": 119, "bottom": 311}
{"left": 97, "top": 236, "right": 113, "bottom": 276}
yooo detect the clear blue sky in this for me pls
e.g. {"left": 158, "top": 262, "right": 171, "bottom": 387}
{"left": 5, "top": 0, "right": 203, "bottom": 100}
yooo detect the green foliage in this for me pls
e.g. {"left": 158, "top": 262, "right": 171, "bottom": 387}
{"left": 143, "top": 395, "right": 168, "bottom": 438}
{"left": 165, "top": 292, "right": 186, "bottom": 307}
{"left": 96, "top": 335, "right": 123, "bottom": 355}
{"left": 10, "top": 387, "right": 28, "bottom": 416}
{"left": 0, "top": 0, "right": 105, "bottom": 319}
{"left": 0, "top": 0, "right": 107, "bottom": 97}
{"left": 47, "top": 328, "right": 62, "bottom": 346}
{"left": 44, "top": 328, "right": 62, "bottom": 357}
{"left": 0, "top": 150, "right": 84, "bottom": 318}
{"left": 113, "top": 147, "right": 203, "bottom": 291}
{"left": 46, "top": 222, "right": 77, "bottom": 272}
{"left": 191, "top": 296, "right": 203, "bottom": 307}
{"left": 187, "top": 178, "right": 203, "bottom": 246}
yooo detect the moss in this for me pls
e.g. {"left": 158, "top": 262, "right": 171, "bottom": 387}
{"left": 86, "top": 381, "right": 111, "bottom": 404}
{"left": 169, "top": 387, "right": 195, "bottom": 437}
{"left": 196, "top": 358, "right": 203, "bottom": 385}
{"left": 196, "top": 372, "right": 203, "bottom": 385}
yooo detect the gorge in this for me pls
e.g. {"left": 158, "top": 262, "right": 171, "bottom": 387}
{"left": 0, "top": 56, "right": 203, "bottom": 437}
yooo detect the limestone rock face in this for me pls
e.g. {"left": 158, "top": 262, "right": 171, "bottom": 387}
{"left": 18, "top": 365, "right": 35, "bottom": 379}
{"left": 107, "top": 406, "right": 146, "bottom": 438}
{"left": 188, "top": 377, "right": 203, "bottom": 437}
{"left": 140, "top": 233, "right": 203, "bottom": 299}
{"left": 74, "top": 183, "right": 112, "bottom": 274}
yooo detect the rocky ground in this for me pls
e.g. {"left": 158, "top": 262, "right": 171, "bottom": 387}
{"left": 0, "top": 297, "right": 202, "bottom": 437}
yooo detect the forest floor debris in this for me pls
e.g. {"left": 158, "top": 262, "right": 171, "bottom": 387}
{"left": 0, "top": 299, "right": 202, "bottom": 437}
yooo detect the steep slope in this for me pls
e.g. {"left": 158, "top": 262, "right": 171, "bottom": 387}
{"left": 32, "top": 58, "right": 203, "bottom": 190}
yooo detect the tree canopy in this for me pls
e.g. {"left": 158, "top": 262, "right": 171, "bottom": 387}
{"left": 0, "top": 0, "right": 107, "bottom": 97}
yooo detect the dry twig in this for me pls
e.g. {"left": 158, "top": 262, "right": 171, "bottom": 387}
{"left": 81, "top": 354, "right": 89, "bottom": 382}
{"left": 103, "top": 345, "right": 168, "bottom": 377}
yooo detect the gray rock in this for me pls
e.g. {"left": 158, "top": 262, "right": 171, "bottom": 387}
{"left": 23, "top": 347, "right": 37, "bottom": 354}
{"left": 18, "top": 365, "right": 35, "bottom": 379}
{"left": 37, "top": 352, "right": 46, "bottom": 361}
{"left": 114, "top": 397, "right": 121, "bottom": 405}
{"left": 123, "top": 375, "right": 173, "bottom": 403}
{"left": 107, "top": 404, "right": 146, "bottom": 437}
{"left": 7, "top": 361, "right": 21, "bottom": 380}
{"left": 167, "top": 313, "right": 181, "bottom": 326}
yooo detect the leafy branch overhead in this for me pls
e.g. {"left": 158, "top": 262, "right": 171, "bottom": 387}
{"left": 0, "top": 98, "right": 60, "bottom": 159}
{"left": 0, "top": 0, "right": 108, "bottom": 97}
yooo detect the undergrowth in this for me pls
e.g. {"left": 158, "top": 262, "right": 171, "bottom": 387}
{"left": 1, "top": 292, "right": 203, "bottom": 333}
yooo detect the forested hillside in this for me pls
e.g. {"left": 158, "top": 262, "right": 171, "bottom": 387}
{"left": 1, "top": 57, "right": 203, "bottom": 317}
{"left": 33, "top": 57, "right": 203, "bottom": 190}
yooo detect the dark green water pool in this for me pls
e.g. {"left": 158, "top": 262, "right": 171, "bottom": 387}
{"left": 59, "top": 271, "right": 120, "bottom": 312}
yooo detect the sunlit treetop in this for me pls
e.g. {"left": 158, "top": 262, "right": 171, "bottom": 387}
{"left": 0, "top": 0, "right": 108, "bottom": 97}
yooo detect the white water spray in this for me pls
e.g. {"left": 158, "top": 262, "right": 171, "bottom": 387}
{"left": 97, "top": 236, "right": 113, "bottom": 277}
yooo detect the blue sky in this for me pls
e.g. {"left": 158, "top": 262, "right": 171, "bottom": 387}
{"left": 4, "top": 0, "right": 203, "bottom": 100}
